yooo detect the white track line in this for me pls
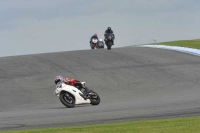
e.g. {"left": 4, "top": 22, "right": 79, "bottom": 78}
{"left": 142, "top": 45, "right": 200, "bottom": 56}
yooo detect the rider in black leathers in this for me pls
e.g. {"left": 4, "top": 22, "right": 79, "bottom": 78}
{"left": 104, "top": 27, "right": 115, "bottom": 45}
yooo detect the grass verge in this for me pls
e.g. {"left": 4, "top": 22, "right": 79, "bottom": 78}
{"left": 157, "top": 39, "right": 200, "bottom": 49}
{"left": 1, "top": 116, "right": 200, "bottom": 133}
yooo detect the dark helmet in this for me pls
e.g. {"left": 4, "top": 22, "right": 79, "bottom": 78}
{"left": 107, "top": 27, "right": 111, "bottom": 30}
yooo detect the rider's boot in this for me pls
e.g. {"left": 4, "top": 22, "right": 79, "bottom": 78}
{"left": 80, "top": 87, "right": 90, "bottom": 100}
{"left": 79, "top": 93, "right": 88, "bottom": 100}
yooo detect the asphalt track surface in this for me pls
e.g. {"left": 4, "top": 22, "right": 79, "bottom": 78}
{"left": 0, "top": 47, "right": 200, "bottom": 131}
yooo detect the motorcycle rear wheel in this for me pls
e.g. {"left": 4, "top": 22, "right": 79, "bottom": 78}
{"left": 89, "top": 90, "right": 100, "bottom": 105}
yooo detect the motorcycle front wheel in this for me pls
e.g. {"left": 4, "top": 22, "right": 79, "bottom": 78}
{"left": 107, "top": 42, "right": 112, "bottom": 50}
{"left": 60, "top": 92, "right": 75, "bottom": 108}
{"left": 90, "top": 44, "right": 95, "bottom": 49}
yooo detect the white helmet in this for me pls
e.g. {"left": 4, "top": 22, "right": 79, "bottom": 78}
{"left": 99, "top": 39, "right": 103, "bottom": 41}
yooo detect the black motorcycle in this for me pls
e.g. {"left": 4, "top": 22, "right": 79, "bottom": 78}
{"left": 105, "top": 33, "right": 114, "bottom": 50}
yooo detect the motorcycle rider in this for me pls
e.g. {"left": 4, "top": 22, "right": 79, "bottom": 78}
{"left": 104, "top": 27, "right": 115, "bottom": 45}
{"left": 54, "top": 75, "right": 90, "bottom": 99}
{"left": 90, "top": 33, "right": 99, "bottom": 44}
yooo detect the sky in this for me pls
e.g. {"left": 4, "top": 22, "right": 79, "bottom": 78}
{"left": 0, "top": 0, "right": 200, "bottom": 57}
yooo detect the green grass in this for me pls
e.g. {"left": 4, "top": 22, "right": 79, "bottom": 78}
{"left": 158, "top": 39, "right": 200, "bottom": 49}
{"left": 1, "top": 116, "right": 200, "bottom": 133}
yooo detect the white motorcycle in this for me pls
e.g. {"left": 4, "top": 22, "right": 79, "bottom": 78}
{"left": 54, "top": 82, "right": 100, "bottom": 108}
{"left": 98, "top": 39, "right": 104, "bottom": 49}
{"left": 90, "top": 38, "right": 99, "bottom": 49}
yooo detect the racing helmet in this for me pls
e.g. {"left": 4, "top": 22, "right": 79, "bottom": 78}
{"left": 94, "top": 33, "right": 97, "bottom": 37}
{"left": 108, "top": 27, "right": 111, "bottom": 30}
{"left": 54, "top": 75, "right": 63, "bottom": 84}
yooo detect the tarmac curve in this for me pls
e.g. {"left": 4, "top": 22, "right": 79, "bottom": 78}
{"left": 0, "top": 47, "right": 200, "bottom": 130}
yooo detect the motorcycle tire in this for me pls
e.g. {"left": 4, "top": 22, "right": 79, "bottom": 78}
{"left": 89, "top": 90, "right": 100, "bottom": 105}
{"left": 107, "top": 42, "right": 112, "bottom": 50}
{"left": 60, "top": 92, "right": 75, "bottom": 108}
